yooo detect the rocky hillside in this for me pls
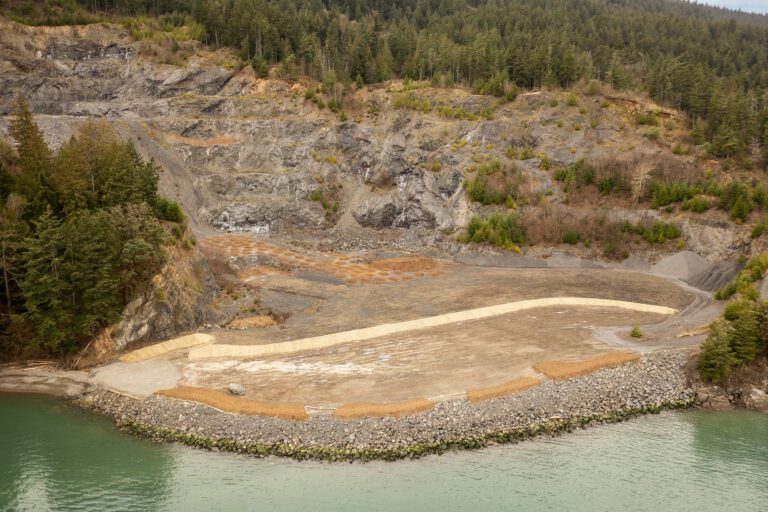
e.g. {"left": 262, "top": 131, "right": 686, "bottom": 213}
{"left": 0, "top": 18, "right": 762, "bottom": 261}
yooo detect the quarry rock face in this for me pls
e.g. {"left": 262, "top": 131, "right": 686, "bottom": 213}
{"left": 0, "top": 19, "right": 754, "bottom": 260}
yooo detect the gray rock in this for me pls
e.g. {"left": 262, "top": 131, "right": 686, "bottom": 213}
{"left": 744, "top": 387, "right": 768, "bottom": 413}
{"left": 227, "top": 383, "right": 246, "bottom": 396}
{"left": 651, "top": 251, "right": 710, "bottom": 280}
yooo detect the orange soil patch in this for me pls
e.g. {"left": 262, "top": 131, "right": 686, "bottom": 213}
{"left": 368, "top": 257, "right": 440, "bottom": 273}
{"left": 200, "top": 235, "right": 445, "bottom": 285}
{"left": 466, "top": 377, "right": 541, "bottom": 403}
{"left": 534, "top": 352, "right": 640, "bottom": 380}
{"left": 333, "top": 399, "right": 435, "bottom": 419}
{"left": 227, "top": 315, "right": 277, "bottom": 329}
{"left": 156, "top": 387, "right": 308, "bottom": 421}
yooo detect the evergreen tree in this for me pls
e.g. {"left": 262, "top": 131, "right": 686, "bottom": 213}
{"left": 729, "top": 302, "right": 762, "bottom": 364}
{"left": 9, "top": 96, "right": 54, "bottom": 218}
{"left": 20, "top": 209, "right": 68, "bottom": 354}
{"left": 699, "top": 319, "right": 735, "bottom": 382}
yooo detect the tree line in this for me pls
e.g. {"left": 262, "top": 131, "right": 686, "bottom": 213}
{"left": 0, "top": 97, "right": 184, "bottom": 360}
{"left": 3, "top": 0, "right": 768, "bottom": 164}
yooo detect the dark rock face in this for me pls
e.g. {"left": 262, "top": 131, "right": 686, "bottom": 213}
{"left": 0, "top": 19, "right": 754, "bottom": 259}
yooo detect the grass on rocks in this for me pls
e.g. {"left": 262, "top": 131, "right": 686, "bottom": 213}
{"left": 534, "top": 352, "right": 640, "bottom": 380}
{"left": 156, "top": 387, "right": 309, "bottom": 421}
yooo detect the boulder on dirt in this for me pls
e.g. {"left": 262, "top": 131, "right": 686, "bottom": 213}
{"left": 650, "top": 251, "right": 709, "bottom": 280}
{"left": 228, "top": 383, "right": 246, "bottom": 396}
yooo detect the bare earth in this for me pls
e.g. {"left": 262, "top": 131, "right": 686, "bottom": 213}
{"left": 100, "top": 243, "right": 709, "bottom": 414}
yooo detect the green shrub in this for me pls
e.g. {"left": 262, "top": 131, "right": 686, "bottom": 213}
{"left": 636, "top": 110, "right": 660, "bottom": 126}
{"left": 464, "top": 160, "right": 522, "bottom": 205}
{"left": 699, "top": 319, "right": 736, "bottom": 382}
{"left": 154, "top": 198, "right": 186, "bottom": 223}
{"left": 562, "top": 230, "right": 580, "bottom": 245}
{"left": 554, "top": 159, "right": 594, "bottom": 192}
{"left": 752, "top": 183, "right": 768, "bottom": 209}
{"left": 714, "top": 253, "right": 768, "bottom": 300}
{"left": 393, "top": 93, "right": 432, "bottom": 113}
{"left": 720, "top": 181, "right": 752, "bottom": 221}
{"left": 460, "top": 213, "right": 525, "bottom": 250}
{"left": 680, "top": 196, "right": 710, "bottom": 213}
{"left": 622, "top": 220, "right": 680, "bottom": 244}
{"left": 752, "top": 218, "right": 768, "bottom": 239}
{"left": 644, "top": 127, "right": 661, "bottom": 140}
{"left": 251, "top": 55, "right": 268, "bottom": 78}
{"left": 630, "top": 324, "right": 643, "bottom": 338}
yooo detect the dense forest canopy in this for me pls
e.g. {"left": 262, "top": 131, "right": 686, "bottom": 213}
{"left": 0, "top": 97, "right": 186, "bottom": 360}
{"left": 4, "top": 0, "right": 768, "bottom": 165}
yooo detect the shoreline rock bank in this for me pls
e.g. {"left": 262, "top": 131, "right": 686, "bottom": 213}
{"left": 80, "top": 350, "right": 696, "bottom": 461}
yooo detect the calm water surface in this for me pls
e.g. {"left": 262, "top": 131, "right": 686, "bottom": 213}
{"left": 1, "top": 393, "right": 767, "bottom": 511}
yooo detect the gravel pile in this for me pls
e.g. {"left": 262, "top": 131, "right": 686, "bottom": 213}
{"left": 83, "top": 350, "right": 695, "bottom": 461}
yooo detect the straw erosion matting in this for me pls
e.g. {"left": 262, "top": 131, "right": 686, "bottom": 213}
{"left": 534, "top": 352, "right": 641, "bottom": 380}
{"left": 467, "top": 377, "right": 542, "bottom": 402}
{"left": 156, "top": 387, "right": 308, "bottom": 421}
{"left": 333, "top": 399, "right": 435, "bottom": 419}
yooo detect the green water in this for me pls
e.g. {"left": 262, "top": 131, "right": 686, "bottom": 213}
{"left": 1, "top": 394, "right": 767, "bottom": 512}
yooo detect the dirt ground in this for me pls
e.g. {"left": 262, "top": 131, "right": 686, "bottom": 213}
{"left": 111, "top": 235, "right": 704, "bottom": 411}
{"left": 179, "top": 306, "right": 673, "bottom": 406}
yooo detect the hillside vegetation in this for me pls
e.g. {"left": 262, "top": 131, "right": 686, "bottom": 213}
{"left": 3, "top": 0, "right": 768, "bottom": 170}
{"left": 0, "top": 97, "right": 186, "bottom": 360}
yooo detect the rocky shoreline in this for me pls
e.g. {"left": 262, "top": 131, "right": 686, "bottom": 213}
{"left": 78, "top": 350, "right": 696, "bottom": 461}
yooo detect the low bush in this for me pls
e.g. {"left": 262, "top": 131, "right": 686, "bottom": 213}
{"left": 752, "top": 218, "right": 768, "bottom": 239}
{"left": 393, "top": 93, "right": 432, "bottom": 113}
{"left": 459, "top": 213, "right": 525, "bottom": 250}
{"left": 680, "top": 196, "right": 711, "bottom": 213}
{"left": 636, "top": 110, "right": 660, "bottom": 126}
{"left": 154, "top": 198, "right": 185, "bottom": 223}
{"left": 714, "top": 253, "right": 768, "bottom": 300}
{"left": 464, "top": 160, "right": 523, "bottom": 206}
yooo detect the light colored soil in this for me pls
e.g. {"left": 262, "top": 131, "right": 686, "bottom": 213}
{"left": 466, "top": 377, "right": 541, "bottom": 403}
{"left": 189, "top": 297, "right": 675, "bottom": 359}
{"left": 156, "top": 387, "right": 308, "bottom": 421}
{"left": 181, "top": 307, "right": 669, "bottom": 406}
{"left": 104, "top": 240, "right": 702, "bottom": 412}
{"left": 333, "top": 399, "right": 434, "bottom": 419}
{"left": 534, "top": 352, "right": 640, "bottom": 380}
